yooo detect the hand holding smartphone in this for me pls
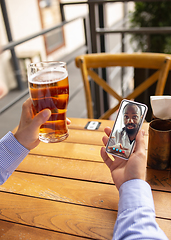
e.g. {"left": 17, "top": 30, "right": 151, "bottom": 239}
{"left": 106, "top": 99, "right": 148, "bottom": 160}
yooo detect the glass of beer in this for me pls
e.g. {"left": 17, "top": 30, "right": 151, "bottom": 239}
{"left": 27, "top": 61, "right": 69, "bottom": 143}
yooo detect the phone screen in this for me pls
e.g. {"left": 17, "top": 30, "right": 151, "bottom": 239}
{"left": 106, "top": 99, "right": 148, "bottom": 160}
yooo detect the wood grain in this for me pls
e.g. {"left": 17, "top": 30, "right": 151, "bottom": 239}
{"left": 0, "top": 191, "right": 170, "bottom": 239}
{"left": 0, "top": 171, "right": 118, "bottom": 210}
{"left": 0, "top": 220, "right": 85, "bottom": 240}
{"left": 16, "top": 154, "right": 171, "bottom": 192}
{"left": 30, "top": 129, "right": 148, "bottom": 162}
{"left": 65, "top": 128, "right": 104, "bottom": 145}
{"left": 2, "top": 173, "right": 171, "bottom": 221}
{"left": 0, "top": 192, "right": 115, "bottom": 240}
{"left": 12, "top": 117, "right": 115, "bottom": 134}
{"left": 156, "top": 218, "right": 171, "bottom": 240}
{"left": 13, "top": 118, "right": 149, "bottom": 138}
{"left": 9, "top": 119, "right": 171, "bottom": 240}
{"left": 64, "top": 127, "right": 148, "bottom": 147}
{"left": 68, "top": 118, "right": 149, "bottom": 135}
{"left": 68, "top": 118, "right": 115, "bottom": 131}
{"left": 16, "top": 154, "right": 113, "bottom": 183}
{"left": 0, "top": 171, "right": 171, "bottom": 220}
{"left": 152, "top": 190, "right": 171, "bottom": 219}
{"left": 146, "top": 168, "right": 171, "bottom": 192}
{"left": 31, "top": 141, "right": 103, "bottom": 162}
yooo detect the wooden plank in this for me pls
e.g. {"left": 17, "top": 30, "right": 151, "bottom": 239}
{"left": 12, "top": 127, "right": 148, "bottom": 148}
{"left": 66, "top": 129, "right": 104, "bottom": 145}
{"left": 146, "top": 168, "right": 171, "bottom": 192}
{"left": 153, "top": 191, "right": 171, "bottom": 219}
{"left": 12, "top": 119, "right": 149, "bottom": 150}
{"left": 31, "top": 141, "right": 103, "bottom": 162}
{"left": 156, "top": 218, "right": 171, "bottom": 240}
{"left": 68, "top": 118, "right": 149, "bottom": 135}
{"left": 0, "top": 172, "right": 171, "bottom": 220}
{"left": 16, "top": 154, "right": 113, "bottom": 183}
{"left": 0, "top": 191, "right": 170, "bottom": 239}
{"left": 68, "top": 118, "right": 114, "bottom": 131}
{"left": 12, "top": 118, "right": 115, "bottom": 134}
{"left": 9, "top": 118, "right": 171, "bottom": 240}
{"left": 12, "top": 118, "right": 148, "bottom": 136}
{"left": 0, "top": 171, "right": 118, "bottom": 211}
{"left": 64, "top": 128, "right": 148, "bottom": 146}
{"left": 16, "top": 154, "right": 171, "bottom": 192}
{"left": 0, "top": 192, "right": 115, "bottom": 240}
{"left": 0, "top": 220, "right": 85, "bottom": 240}
{"left": 30, "top": 130, "right": 148, "bottom": 161}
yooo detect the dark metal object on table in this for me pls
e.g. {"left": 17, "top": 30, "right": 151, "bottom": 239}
{"left": 147, "top": 119, "right": 171, "bottom": 170}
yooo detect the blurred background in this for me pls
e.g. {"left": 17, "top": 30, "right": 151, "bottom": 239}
{"left": 1, "top": 0, "right": 171, "bottom": 138}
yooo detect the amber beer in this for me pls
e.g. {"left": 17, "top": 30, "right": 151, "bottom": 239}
{"left": 28, "top": 62, "right": 69, "bottom": 143}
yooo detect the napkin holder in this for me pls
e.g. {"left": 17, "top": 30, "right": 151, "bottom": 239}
{"left": 150, "top": 96, "right": 171, "bottom": 121}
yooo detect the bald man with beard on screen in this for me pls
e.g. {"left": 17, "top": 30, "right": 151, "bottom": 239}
{"left": 107, "top": 102, "right": 142, "bottom": 159}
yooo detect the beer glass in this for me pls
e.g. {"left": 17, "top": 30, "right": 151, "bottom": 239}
{"left": 27, "top": 61, "right": 69, "bottom": 143}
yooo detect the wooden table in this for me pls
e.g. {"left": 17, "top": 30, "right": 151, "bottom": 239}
{"left": 0, "top": 118, "right": 171, "bottom": 239}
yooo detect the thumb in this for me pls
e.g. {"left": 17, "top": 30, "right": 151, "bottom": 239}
{"left": 31, "top": 109, "right": 51, "bottom": 129}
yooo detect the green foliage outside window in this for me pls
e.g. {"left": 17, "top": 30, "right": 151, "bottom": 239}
{"left": 129, "top": 2, "right": 171, "bottom": 53}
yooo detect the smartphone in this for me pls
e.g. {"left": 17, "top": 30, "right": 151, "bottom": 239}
{"left": 106, "top": 99, "right": 148, "bottom": 160}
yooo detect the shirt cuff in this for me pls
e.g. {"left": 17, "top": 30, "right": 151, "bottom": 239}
{"left": 0, "top": 131, "right": 29, "bottom": 173}
{"left": 118, "top": 179, "right": 155, "bottom": 215}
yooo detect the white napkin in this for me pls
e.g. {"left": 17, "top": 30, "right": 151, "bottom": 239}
{"left": 150, "top": 96, "right": 171, "bottom": 119}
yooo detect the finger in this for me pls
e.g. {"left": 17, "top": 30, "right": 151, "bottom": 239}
{"left": 104, "top": 127, "right": 112, "bottom": 137}
{"left": 31, "top": 109, "right": 51, "bottom": 129}
{"left": 21, "top": 98, "right": 32, "bottom": 117}
{"left": 134, "top": 130, "right": 145, "bottom": 153}
{"left": 102, "top": 135, "right": 109, "bottom": 146}
{"left": 23, "top": 98, "right": 32, "bottom": 107}
{"left": 100, "top": 147, "right": 114, "bottom": 169}
{"left": 66, "top": 118, "right": 71, "bottom": 125}
{"left": 18, "top": 98, "right": 33, "bottom": 126}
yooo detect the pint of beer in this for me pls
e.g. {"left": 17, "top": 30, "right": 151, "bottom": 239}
{"left": 28, "top": 61, "right": 69, "bottom": 143}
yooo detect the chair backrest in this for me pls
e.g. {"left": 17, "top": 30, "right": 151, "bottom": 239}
{"left": 75, "top": 53, "right": 171, "bottom": 119}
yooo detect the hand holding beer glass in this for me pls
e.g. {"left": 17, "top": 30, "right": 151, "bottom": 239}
{"left": 27, "top": 61, "right": 69, "bottom": 143}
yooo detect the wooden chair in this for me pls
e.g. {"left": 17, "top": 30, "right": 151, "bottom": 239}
{"left": 75, "top": 53, "right": 171, "bottom": 119}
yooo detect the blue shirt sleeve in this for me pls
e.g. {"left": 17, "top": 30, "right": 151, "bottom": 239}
{"left": 0, "top": 131, "right": 29, "bottom": 185}
{"left": 113, "top": 179, "right": 168, "bottom": 240}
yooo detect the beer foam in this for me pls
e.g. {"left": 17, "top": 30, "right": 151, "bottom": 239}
{"left": 29, "top": 68, "right": 68, "bottom": 84}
